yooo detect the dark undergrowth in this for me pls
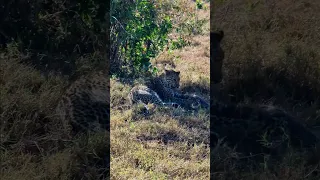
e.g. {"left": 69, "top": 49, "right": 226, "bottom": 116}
{"left": 212, "top": 0, "right": 320, "bottom": 179}
{"left": 1, "top": 0, "right": 109, "bottom": 179}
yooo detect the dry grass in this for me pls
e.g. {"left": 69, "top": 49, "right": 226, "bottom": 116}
{"left": 1, "top": 45, "right": 109, "bottom": 179}
{"left": 211, "top": 0, "right": 320, "bottom": 179}
{"left": 110, "top": 0, "right": 211, "bottom": 179}
{"left": 2, "top": 0, "right": 319, "bottom": 179}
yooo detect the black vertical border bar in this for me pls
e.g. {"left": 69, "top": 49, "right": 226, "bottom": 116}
{"left": 210, "top": 1, "right": 214, "bottom": 179}
{"left": 210, "top": 0, "right": 212, "bottom": 179}
{"left": 103, "top": 0, "right": 110, "bottom": 178}
{"left": 106, "top": 0, "right": 111, "bottom": 178}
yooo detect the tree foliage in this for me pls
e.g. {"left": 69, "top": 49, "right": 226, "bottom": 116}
{"left": 110, "top": 0, "right": 173, "bottom": 75}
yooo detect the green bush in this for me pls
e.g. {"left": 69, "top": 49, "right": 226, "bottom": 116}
{"left": 110, "top": 0, "right": 172, "bottom": 75}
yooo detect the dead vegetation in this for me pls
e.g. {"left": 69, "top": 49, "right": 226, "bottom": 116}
{"left": 110, "top": 0, "right": 211, "bottom": 179}
{"left": 212, "top": 0, "right": 320, "bottom": 179}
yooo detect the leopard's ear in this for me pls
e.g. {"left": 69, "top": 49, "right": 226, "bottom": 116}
{"left": 217, "top": 30, "right": 224, "bottom": 42}
{"left": 176, "top": 71, "right": 180, "bottom": 75}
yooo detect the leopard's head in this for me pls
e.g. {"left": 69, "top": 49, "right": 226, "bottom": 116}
{"left": 55, "top": 72, "right": 109, "bottom": 133}
{"left": 162, "top": 69, "right": 180, "bottom": 89}
{"left": 211, "top": 30, "right": 224, "bottom": 84}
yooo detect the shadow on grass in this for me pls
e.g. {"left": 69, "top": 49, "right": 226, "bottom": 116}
{"left": 180, "top": 81, "right": 210, "bottom": 96}
{"left": 221, "top": 65, "right": 320, "bottom": 124}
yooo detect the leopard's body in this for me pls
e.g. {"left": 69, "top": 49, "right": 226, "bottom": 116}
{"left": 211, "top": 101, "right": 319, "bottom": 156}
{"left": 55, "top": 72, "right": 110, "bottom": 133}
{"left": 128, "top": 85, "right": 178, "bottom": 108}
{"left": 210, "top": 30, "right": 319, "bottom": 157}
{"left": 128, "top": 69, "right": 209, "bottom": 112}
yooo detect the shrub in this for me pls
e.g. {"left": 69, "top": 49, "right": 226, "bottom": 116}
{"left": 110, "top": 0, "right": 172, "bottom": 75}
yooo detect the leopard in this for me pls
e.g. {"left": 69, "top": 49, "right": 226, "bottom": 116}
{"left": 128, "top": 69, "right": 210, "bottom": 113}
{"left": 128, "top": 85, "right": 179, "bottom": 114}
{"left": 153, "top": 69, "right": 209, "bottom": 109}
{"left": 55, "top": 71, "right": 110, "bottom": 134}
{"left": 211, "top": 30, "right": 225, "bottom": 84}
{"left": 210, "top": 30, "right": 319, "bottom": 160}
